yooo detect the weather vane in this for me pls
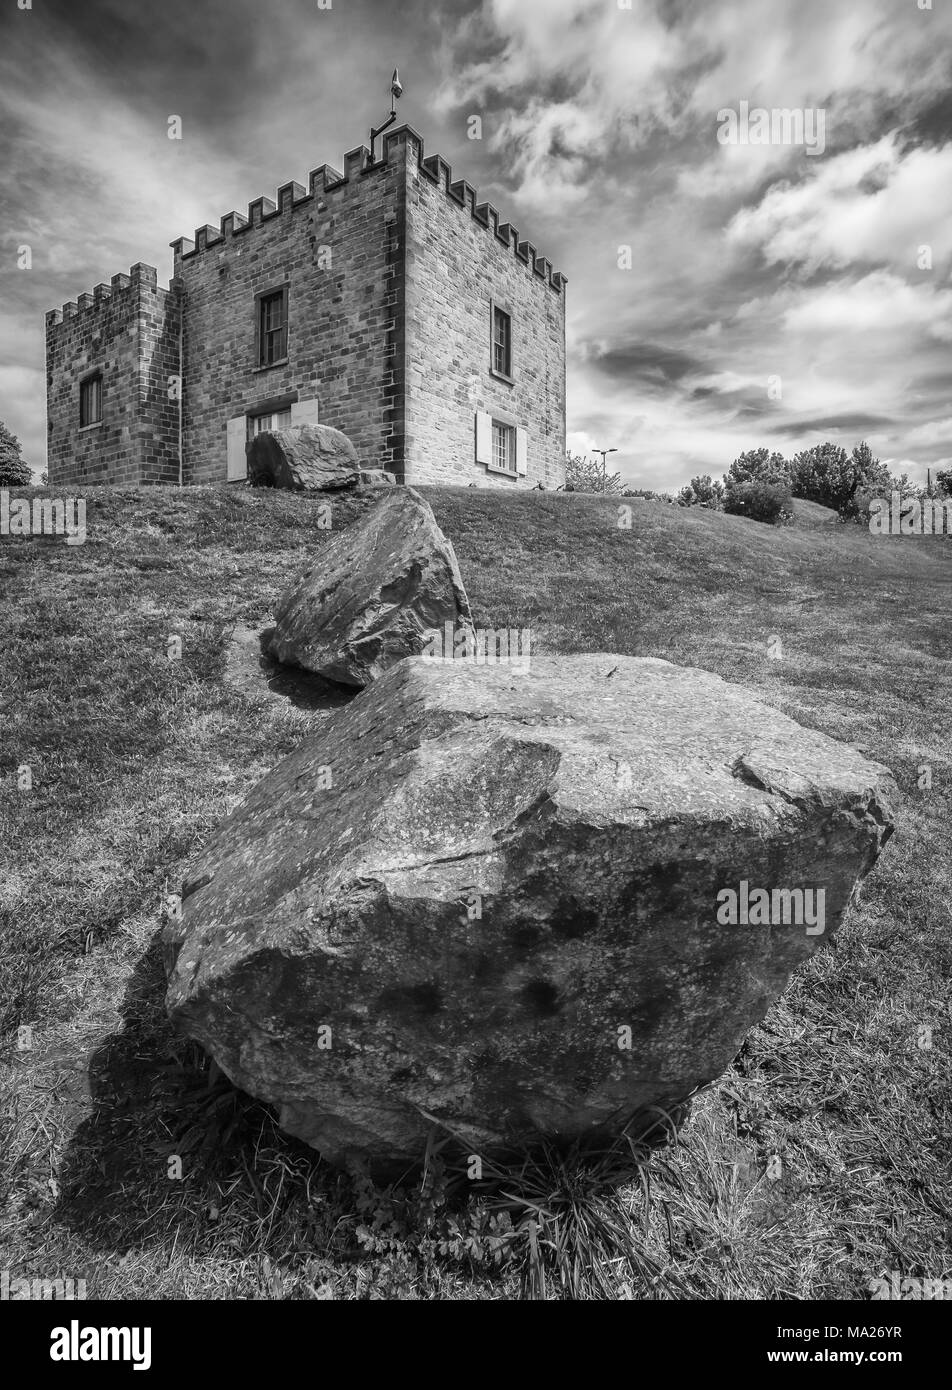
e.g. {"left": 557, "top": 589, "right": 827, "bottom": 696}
{"left": 369, "top": 68, "right": 403, "bottom": 163}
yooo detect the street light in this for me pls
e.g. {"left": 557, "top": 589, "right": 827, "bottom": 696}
{"left": 594, "top": 448, "right": 618, "bottom": 494}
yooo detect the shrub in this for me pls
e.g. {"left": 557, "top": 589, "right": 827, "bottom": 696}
{"left": 564, "top": 453, "right": 624, "bottom": 495}
{"left": 0, "top": 419, "right": 31, "bottom": 486}
{"left": 723, "top": 481, "right": 792, "bottom": 525}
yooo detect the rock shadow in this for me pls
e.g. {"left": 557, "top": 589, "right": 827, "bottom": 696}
{"left": 224, "top": 623, "right": 355, "bottom": 711}
{"left": 51, "top": 932, "right": 311, "bottom": 1260}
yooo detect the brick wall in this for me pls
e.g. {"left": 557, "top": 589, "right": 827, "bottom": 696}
{"left": 46, "top": 264, "right": 181, "bottom": 489}
{"left": 46, "top": 268, "right": 138, "bottom": 488}
{"left": 46, "top": 126, "right": 565, "bottom": 490}
{"left": 139, "top": 282, "right": 183, "bottom": 486}
{"left": 402, "top": 136, "right": 566, "bottom": 489}
{"left": 172, "top": 132, "right": 409, "bottom": 484}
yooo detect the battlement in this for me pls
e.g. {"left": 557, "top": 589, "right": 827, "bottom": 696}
{"left": 168, "top": 125, "right": 565, "bottom": 293}
{"left": 46, "top": 262, "right": 170, "bottom": 330}
{"left": 416, "top": 150, "right": 565, "bottom": 292}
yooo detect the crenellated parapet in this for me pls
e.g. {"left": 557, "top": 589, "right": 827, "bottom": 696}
{"left": 45, "top": 263, "right": 170, "bottom": 331}
{"left": 166, "top": 125, "right": 565, "bottom": 292}
{"left": 168, "top": 158, "right": 349, "bottom": 265}
{"left": 417, "top": 149, "right": 565, "bottom": 292}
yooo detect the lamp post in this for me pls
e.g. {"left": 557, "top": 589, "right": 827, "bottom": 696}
{"left": 594, "top": 448, "right": 617, "bottom": 494}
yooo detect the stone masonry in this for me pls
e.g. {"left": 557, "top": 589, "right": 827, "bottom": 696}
{"left": 46, "top": 265, "right": 181, "bottom": 487}
{"left": 45, "top": 127, "right": 566, "bottom": 491}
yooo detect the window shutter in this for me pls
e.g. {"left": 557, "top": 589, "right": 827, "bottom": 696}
{"left": 515, "top": 427, "right": 528, "bottom": 476}
{"left": 226, "top": 415, "right": 248, "bottom": 481}
{"left": 291, "top": 398, "right": 320, "bottom": 426}
{"left": 475, "top": 411, "right": 492, "bottom": 464}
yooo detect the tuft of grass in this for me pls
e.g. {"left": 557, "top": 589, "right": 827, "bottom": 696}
{"left": 463, "top": 1109, "right": 692, "bottom": 1300}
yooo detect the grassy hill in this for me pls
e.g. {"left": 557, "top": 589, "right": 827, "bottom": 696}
{"left": 1, "top": 484, "right": 950, "bottom": 1300}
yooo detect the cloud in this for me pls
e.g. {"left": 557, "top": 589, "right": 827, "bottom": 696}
{"left": 780, "top": 271, "right": 952, "bottom": 342}
{"left": 725, "top": 134, "right": 952, "bottom": 274}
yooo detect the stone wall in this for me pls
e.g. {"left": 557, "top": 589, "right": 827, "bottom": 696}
{"left": 403, "top": 135, "right": 566, "bottom": 489}
{"left": 45, "top": 264, "right": 178, "bottom": 488}
{"left": 140, "top": 282, "right": 183, "bottom": 486}
{"left": 45, "top": 126, "right": 566, "bottom": 489}
{"left": 171, "top": 132, "right": 408, "bottom": 484}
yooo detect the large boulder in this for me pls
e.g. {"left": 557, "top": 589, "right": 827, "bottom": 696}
{"left": 248, "top": 423, "right": 359, "bottom": 491}
{"left": 165, "top": 654, "right": 896, "bottom": 1174}
{"left": 266, "top": 487, "right": 475, "bottom": 687}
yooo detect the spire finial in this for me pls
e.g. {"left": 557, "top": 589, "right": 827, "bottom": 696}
{"left": 370, "top": 68, "right": 404, "bottom": 163}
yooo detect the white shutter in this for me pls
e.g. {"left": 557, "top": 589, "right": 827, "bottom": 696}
{"left": 475, "top": 411, "right": 492, "bottom": 464}
{"left": 226, "top": 415, "right": 247, "bottom": 481}
{"left": 291, "top": 397, "right": 320, "bottom": 426}
{"left": 515, "top": 427, "right": 528, "bottom": 476}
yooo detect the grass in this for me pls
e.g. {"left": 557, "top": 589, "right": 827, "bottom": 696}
{"left": 1, "top": 482, "right": 950, "bottom": 1300}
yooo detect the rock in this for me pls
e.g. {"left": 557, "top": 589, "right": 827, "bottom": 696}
{"left": 247, "top": 423, "right": 359, "bottom": 491}
{"left": 358, "top": 469, "right": 396, "bottom": 487}
{"left": 164, "top": 654, "right": 896, "bottom": 1175}
{"left": 266, "top": 487, "right": 475, "bottom": 687}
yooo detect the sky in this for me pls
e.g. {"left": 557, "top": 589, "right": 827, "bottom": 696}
{"left": 1, "top": 0, "right": 950, "bottom": 491}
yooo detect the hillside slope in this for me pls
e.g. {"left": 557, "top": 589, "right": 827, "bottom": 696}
{"left": 1, "top": 485, "right": 949, "bottom": 1300}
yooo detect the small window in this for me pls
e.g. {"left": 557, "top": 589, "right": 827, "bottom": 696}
{"left": 257, "top": 287, "right": 288, "bottom": 366}
{"left": 492, "top": 420, "right": 516, "bottom": 473}
{"left": 80, "top": 374, "right": 102, "bottom": 427}
{"left": 492, "top": 305, "right": 512, "bottom": 378}
{"left": 247, "top": 407, "right": 292, "bottom": 440}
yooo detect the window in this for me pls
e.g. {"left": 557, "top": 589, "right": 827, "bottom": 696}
{"left": 257, "top": 287, "right": 288, "bottom": 366}
{"left": 247, "top": 407, "right": 292, "bottom": 440}
{"left": 79, "top": 374, "right": 102, "bottom": 427}
{"left": 475, "top": 412, "right": 527, "bottom": 477}
{"left": 492, "top": 420, "right": 516, "bottom": 473}
{"left": 492, "top": 304, "right": 512, "bottom": 378}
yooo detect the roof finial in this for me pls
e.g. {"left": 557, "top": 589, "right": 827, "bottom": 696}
{"left": 370, "top": 68, "right": 404, "bottom": 163}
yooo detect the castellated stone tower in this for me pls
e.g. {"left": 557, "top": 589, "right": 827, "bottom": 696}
{"left": 45, "top": 127, "right": 566, "bottom": 490}
{"left": 46, "top": 264, "right": 182, "bottom": 487}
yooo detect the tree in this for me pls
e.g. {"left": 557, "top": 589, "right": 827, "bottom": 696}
{"left": 790, "top": 440, "right": 890, "bottom": 517}
{"left": 724, "top": 447, "right": 791, "bottom": 489}
{"left": 0, "top": 420, "right": 31, "bottom": 486}
{"left": 678, "top": 474, "right": 724, "bottom": 508}
{"left": 935, "top": 469, "right": 952, "bottom": 498}
{"left": 564, "top": 452, "right": 624, "bottom": 494}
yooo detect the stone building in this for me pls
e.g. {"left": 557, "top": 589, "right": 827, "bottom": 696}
{"left": 45, "top": 126, "right": 566, "bottom": 490}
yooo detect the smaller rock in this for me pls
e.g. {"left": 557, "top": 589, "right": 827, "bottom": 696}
{"left": 358, "top": 469, "right": 396, "bottom": 487}
{"left": 267, "top": 486, "right": 475, "bottom": 687}
{"left": 248, "top": 424, "right": 359, "bottom": 492}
